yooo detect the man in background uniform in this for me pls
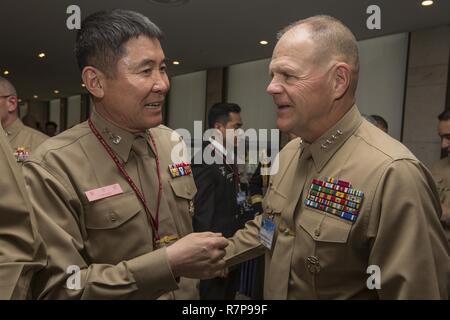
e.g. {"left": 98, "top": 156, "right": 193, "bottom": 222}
{"left": 0, "top": 123, "right": 45, "bottom": 299}
{"left": 226, "top": 15, "right": 449, "bottom": 299}
{"left": 0, "top": 77, "right": 48, "bottom": 163}
{"left": 192, "top": 102, "right": 244, "bottom": 299}
{"left": 23, "top": 9, "right": 227, "bottom": 299}
{"left": 431, "top": 109, "right": 450, "bottom": 242}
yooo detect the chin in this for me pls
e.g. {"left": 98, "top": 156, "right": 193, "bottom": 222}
{"left": 276, "top": 119, "right": 293, "bottom": 134}
{"left": 143, "top": 116, "right": 162, "bottom": 130}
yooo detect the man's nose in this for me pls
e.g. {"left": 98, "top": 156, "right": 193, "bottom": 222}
{"left": 442, "top": 138, "right": 450, "bottom": 150}
{"left": 266, "top": 78, "right": 282, "bottom": 96}
{"left": 152, "top": 75, "right": 170, "bottom": 94}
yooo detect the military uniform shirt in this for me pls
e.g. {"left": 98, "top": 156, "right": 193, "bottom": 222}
{"left": 227, "top": 105, "right": 450, "bottom": 299}
{"left": 0, "top": 124, "right": 46, "bottom": 299}
{"left": 23, "top": 109, "right": 198, "bottom": 299}
{"left": 431, "top": 157, "right": 450, "bottom": 242}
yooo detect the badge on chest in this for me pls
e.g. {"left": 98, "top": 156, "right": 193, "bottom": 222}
{"left": 168, "top": 162, "right": 192, "bottom": 178}
{"left": 304, "top": 177, "right": 364, "bottom": 223}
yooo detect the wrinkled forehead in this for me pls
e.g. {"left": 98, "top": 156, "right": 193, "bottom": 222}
{"left": 270, "top": 30, "right": 318, "bottom": 71}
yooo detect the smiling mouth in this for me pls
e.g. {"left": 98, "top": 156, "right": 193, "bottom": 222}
{"left": 144, "top": 102, "right": 162, "bottom": 110}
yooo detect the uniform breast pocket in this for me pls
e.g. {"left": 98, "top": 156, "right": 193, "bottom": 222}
{"left": 169, "top": 176, "right": 197, "bottom": 217}
{"left": 83, "top": 193, "right": 149, "bottom": 263}
{"left": 298, "top": 208, "right": 352, "bottom": 244}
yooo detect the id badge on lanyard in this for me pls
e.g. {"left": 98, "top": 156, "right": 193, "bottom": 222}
{"left": 260, "top": 216, "right": 275, "bottom": 250}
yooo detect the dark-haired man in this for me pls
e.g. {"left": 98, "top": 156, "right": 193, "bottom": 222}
{"left": 370, "top": 114, "right": 388, "bottom": 134}
{"left": 431, "top": 109, "right": 450, "bottom": 242}
{"left": 23, "top": 9, "right": 227, "bottom": 299}
{"left": 192, "top": 102, "right": 243, "bottom": 299}
{"left": 44, "top": 121, "right": 58, "bottom": 137}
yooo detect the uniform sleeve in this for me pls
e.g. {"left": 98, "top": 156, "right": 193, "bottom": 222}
{"left": 367, "top": 159, "right": 450, "bottom": 299}
{"left": 192, "top": 164, "right": 216, "bottom": 232}
{"left": 429, "top": 166, "right": 450, "bottom": 242}
{"left": 23, "top": 161, "right": 178, "bottom": 299}
{"left": 0, "top": 134, "right": 46, "bottom": 299}
{"left": 226, "top": 214, "right": 266, "bottom": 263}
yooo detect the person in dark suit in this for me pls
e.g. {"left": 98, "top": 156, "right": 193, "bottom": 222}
{"left": 192, "top": 102, "right": 243, "bottom": 300}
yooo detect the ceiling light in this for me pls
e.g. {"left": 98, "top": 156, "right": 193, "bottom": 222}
{"left": 259, "top": 40, "right": 269, "bottom": 45}
{"left": 33, "top": 95, "right": 38, "bottom": 99}
{"left": 173, "top": 61, "right": 180, "bottom": 65}
{"left": 3, "top": 70, "right": 9, "bottom": 75}
{"left": 38, "top": 52, "right": 46, "bottom": 58}
{"left": 421, "top": 0, "right": 433, "bottom": 6}
{"left": 81, "top": 83, "right": 86, "bottom": 88}
{"left": 54, "top": 90, "right": 59, "bottom": 94}
{"left": 18, "top": 99, "right": 22, "bottom": 103}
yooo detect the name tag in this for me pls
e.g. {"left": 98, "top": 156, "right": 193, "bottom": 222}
{"left": 85, "top": 183, "right": 123, "bottom": 202}
{"left": 260, "top": 216, "right": 275, "bottom": 250}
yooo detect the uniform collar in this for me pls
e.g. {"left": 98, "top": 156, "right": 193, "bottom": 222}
{"left": 90, "top": 108, "right": 140, "bottom": 163}
{"left": 209, "top": 137, "right": 227, "bottom": 156}
{"left": 5, "top": 118, "right": 24, "bottom": 140}
{"left": 307, "top": 104, "right": 362, "bottom": 172}
{"left": 208, "top": 137, "right": 235, "bottom": 163}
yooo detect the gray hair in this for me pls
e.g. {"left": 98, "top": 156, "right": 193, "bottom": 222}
{"left": 0, "top": 76, "right": 17, "bottom": 96}
{"left": 278, "top": 15, "right": 359, "bottom": 93}
{"left": 75, "top": 9, "right": 163, "bottom": 78}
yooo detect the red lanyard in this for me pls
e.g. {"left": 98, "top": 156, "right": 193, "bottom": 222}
{"left": 88, "top": 118, "right": 162, "bottom": 241}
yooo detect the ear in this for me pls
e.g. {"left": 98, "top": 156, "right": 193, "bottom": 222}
{"left": 7, "top": 96, "right": 18, "bottom": 113}
{"left": 333, "top": 63, "right": 351, "bottom": 100}
{"left": 214, "top": 122, "right": 223, "bottom": 131}
{"left": 81, "top": 66, "right": 105, "bottom": 99}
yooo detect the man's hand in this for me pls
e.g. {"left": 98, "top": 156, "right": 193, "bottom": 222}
{"left": 166, "top": 232, "right": 228, "bottom": 279}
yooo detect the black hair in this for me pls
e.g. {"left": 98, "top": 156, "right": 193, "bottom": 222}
{"left": 370, "top": 114, "right": 388, "bottom": 131}
{"left": 208, "top": 103, "right": 241, "bottom": 129}
{"left": 438, "top": 109, "right": 450, "bottom": 121}
{"left": 75, "top": 9, "right": 162, "bottom": 77}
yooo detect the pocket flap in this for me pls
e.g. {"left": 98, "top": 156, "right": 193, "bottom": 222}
{"left": 299, "top": 209, "right": 352, "bottom": 243}
{"left": 84, "top": 193, "right": 142, "bottom": 230}
{"left": 169, "top": 176, "right": 197, "bottom": 200}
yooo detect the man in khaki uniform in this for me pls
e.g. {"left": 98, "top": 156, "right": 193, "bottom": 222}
{"left": 431, "top": 109, "right": 450, "bottom": 242}
{"left": 226, "top": 15, "right": 449, "bottom": 299}
{"left": 23, "top": 9, "right": 227, "bottom": 299}
{"left": 0, "top": 123, "right": 46, "bottom": 299}
{"left": 0, "top": 77, "right": 48, "bottom": 163}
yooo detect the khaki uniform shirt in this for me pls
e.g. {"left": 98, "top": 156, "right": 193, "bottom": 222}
{"left": 0, "top": 124, "right": 46, "bottom": 299}
{"left": 227, "top": 105, "right": 449, "bottom": 299}
{"left": 5, "top": 119, "right": 48, "bottom": 162}
{"left": 23, "top": 110, "right": 198, "bottom": 299}
{"left": 431, "top": 157, "right": 450, "bottom": 241}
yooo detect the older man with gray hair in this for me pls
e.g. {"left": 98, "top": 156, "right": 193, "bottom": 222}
{"left": 226, "top": 15, "right": 449, "bottom": 299}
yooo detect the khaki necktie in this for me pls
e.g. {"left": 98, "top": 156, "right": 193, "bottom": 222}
{"left": 131, "top": 134, "right": 178, "bottom": 246}
{"left": 264, "top": 143, "right": 313, "bottom": 298}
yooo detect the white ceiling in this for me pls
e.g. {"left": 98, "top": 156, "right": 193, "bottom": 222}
{"left": 0, "top": 0, "right": 449, "bottom": 100}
